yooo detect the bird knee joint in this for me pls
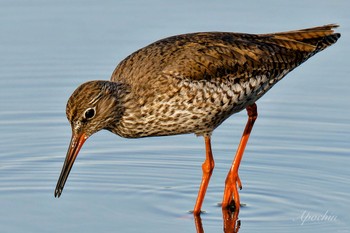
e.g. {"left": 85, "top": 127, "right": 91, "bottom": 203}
{"left": 202, "top": 161, "right": 214, "bottom": 174}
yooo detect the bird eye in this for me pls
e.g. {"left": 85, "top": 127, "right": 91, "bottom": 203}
{"left": 84, "top": 108, "right": 95, "bottom": 119}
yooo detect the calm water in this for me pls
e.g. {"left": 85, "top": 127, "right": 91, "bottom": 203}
{"left": 0, "top": 1, "right": 349, "bottom": 232}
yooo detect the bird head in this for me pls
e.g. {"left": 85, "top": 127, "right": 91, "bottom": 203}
{"left": 55, "top": 80, "right": 125, "bottom": 198}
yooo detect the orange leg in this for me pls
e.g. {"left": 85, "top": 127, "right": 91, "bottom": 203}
{"left": 193, "top": 135, "right": 215, "bottom": 215}
{"left": 222, "top": 103, "right": 258, "bottom": 211}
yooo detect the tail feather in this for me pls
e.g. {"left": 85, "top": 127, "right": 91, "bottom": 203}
{"left": 273, "top": 24, "right": 339, "bottom": 40}
{"left": 261, "top": 24, "right": 341, "bottom": 53}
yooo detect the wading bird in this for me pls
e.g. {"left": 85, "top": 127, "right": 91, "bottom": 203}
{"left": 55, "top": 24, "right": 340, "bottom": 215}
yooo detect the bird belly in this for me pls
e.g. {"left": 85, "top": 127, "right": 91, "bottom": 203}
{"left": 114, "top": 72, "right": 286, "bottom": 138}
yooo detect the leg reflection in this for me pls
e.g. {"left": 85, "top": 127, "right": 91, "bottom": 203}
{"left": 193, "top": 214, "right": 204, "bottom": 233}
{"left": 193, "top": 208, "right": 240, "bottom": 233}
{"left": 222, "top": 208, "right": 240, "bottom": 233}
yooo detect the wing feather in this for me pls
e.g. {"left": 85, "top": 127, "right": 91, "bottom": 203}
{"left": 111, "top": 24, "right": 340, "bottom": 87}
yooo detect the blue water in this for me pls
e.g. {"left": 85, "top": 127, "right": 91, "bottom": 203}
{"left": 0, "top": 1, "right": 349, "bottom": 232}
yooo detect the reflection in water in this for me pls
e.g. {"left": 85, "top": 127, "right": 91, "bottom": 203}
{"left": 222, "top": 209, "right": 241, "bottom": 233}
{"left": 194, "top": 209, "right": 241, "bottom": 233}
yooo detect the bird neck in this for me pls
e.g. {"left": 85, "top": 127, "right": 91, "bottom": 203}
{"left": 103, "top": 81, "right": 133, "bottom": 134}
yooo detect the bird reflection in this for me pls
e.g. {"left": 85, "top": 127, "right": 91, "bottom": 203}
{"left": 194, "top": 208, "right": 240, "bottom": 233}
{"left": 222, "top": 209, "right": 241, "bottom": 233}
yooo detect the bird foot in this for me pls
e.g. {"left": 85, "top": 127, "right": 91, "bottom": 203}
{"left": 237, "top": 174, "right": 242, "bottom": 190}
{"left": 222, "top": 172, "right": 243, "bottom": 212}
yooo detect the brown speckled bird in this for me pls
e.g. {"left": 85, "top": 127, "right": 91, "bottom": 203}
{"left": 55, "top": 24, "right": 340, "bottom": 215}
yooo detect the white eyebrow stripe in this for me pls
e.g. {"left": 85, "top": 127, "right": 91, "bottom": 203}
{"left": 88, "top": 93, "right": 103, "bottom": 105}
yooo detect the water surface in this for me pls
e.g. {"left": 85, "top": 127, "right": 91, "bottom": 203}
{"left": 0, "top": 1, "right": 349, "bottom": 232}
